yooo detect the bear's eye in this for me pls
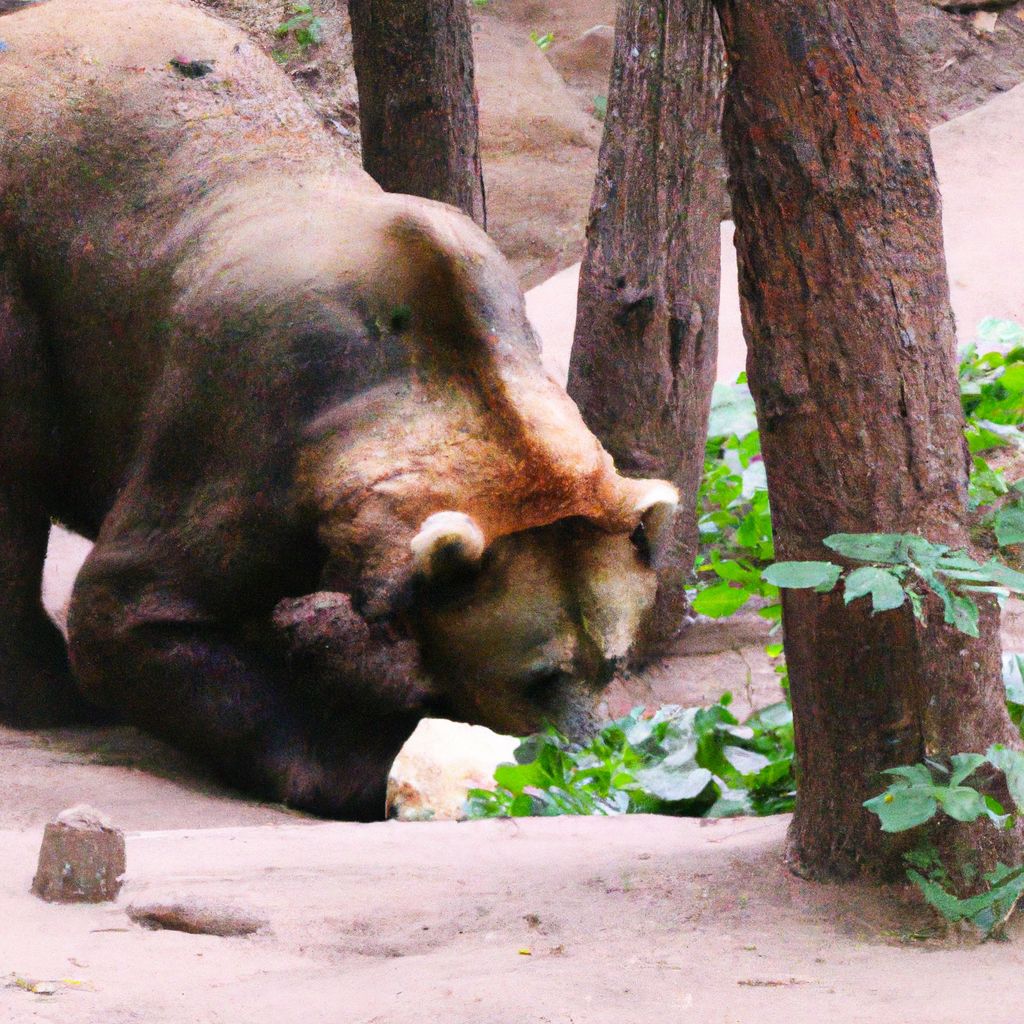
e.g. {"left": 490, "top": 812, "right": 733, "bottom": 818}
{"left": 629, "top": 521, "right": 652, "bottom": 565}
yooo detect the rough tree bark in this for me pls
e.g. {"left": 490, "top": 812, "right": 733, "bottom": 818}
{"left": 348, "top": 0, "right": 485, "bottom": 226}
{"left": 713, "top": 0, "right": 1022, "bottom": 880}
{"left": 567, "top": 0, "right": 723, "bottom": 651}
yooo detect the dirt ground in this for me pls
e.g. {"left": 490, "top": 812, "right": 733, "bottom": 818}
{"left": 4, "top": 810, "right": 1024, "bottom": 1024}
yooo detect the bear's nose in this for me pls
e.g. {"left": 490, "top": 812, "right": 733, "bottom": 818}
{"left": 596, "top": 654, "right": 624, "bottom": 688}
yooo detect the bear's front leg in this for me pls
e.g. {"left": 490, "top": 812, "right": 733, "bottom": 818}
{"left": 68, "top": 560, "right": 422, "bottom": 820}
{"left": 0, "top": 257, "right": 107, "bottom": 726}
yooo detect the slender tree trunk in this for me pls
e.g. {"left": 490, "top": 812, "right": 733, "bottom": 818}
{"left": 567, "top": 0, "right": 723, "bottom": 651}
{"left": 714, "top": 0, "right": 1022, "bottom": 880}
{"left": 348, "top": 0, "right": 486, "bottom": 226}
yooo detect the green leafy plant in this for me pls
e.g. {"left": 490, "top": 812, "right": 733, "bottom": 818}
{"left": 764, "top": 532, "right": 1024, "bottom": 638}
{"left": 959, "top": 321, "right": 1024, "bottom": 542}
{"left": 693, "top": 320, "right": 1024, "bottom": 627}
{"left": 960, "top": 318, "right": 1024, "bottom": 430}
{"left": 529, "top": 29, "right": 555, "bottom": 51}
{"left": 864, "top": 744, "right": 1024, "bottom": 939}
{"left": 693, "top": 381, "right": 779, "bottom": 623}
{"left": 464, "top": 696, "right": 795, "bottom": 820}
{"left": 273, "top": 3, "right": 324, "bottom": 62}
{"left": 859, "top": 656, "right": 1024, "bottom": 939}
{"left": 1005, "top": 653, "right": 1024, "bottom": 736}
{"left": 592, "top": 94, "right": 608, "bottom": 120}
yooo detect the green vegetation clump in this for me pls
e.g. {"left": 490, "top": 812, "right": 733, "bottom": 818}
{"left": 766, "top": 532, "right": 1024, "bottom": 638}
{"left": 864, "top": 741, "right": 1024, "bottom": 940}
{"left": 529, "top": 30, "right": 555, "bottom": 52}
{"left": 960, "top": 318, "right": 1024, "bottom": 545}
{"left": 273, "top": 3, "right": 324, "bottom": 63}
{"left": 465, "top": 696, "right": 795, "bottom": 820}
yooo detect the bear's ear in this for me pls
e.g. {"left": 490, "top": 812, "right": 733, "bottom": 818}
{"left": 629, "top": 482, "right": 679, "bottom": 569}
{"left": 410, "top": 511, "right": 486, "bottom": 581}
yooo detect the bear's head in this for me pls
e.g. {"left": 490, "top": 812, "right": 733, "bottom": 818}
{"left": 407, "top": 493, "right": 675, "bottom": 737}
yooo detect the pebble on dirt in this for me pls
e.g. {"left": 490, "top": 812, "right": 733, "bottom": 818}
{"left": 31, "top": 804, "right": 126, "bottom": 903}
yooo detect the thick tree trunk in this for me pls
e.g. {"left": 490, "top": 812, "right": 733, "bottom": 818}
{"left": 348, "top": 0, "right": 485, "bottom": 226}
{"left": 714, "top": 0, "right": 1022, "bottom": 880}
{"left": 567, "top": 0, "right": 723, "bottom": 651}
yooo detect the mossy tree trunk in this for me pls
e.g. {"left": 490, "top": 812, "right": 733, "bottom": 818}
{"left": 713, "top": 0, "right": 1022, "bottom": 880}
{"left": 348, "top": 0, "right": 485, "bottom": 226}
{"left": 568, "top": 0, "right": 723, "bottom": 652}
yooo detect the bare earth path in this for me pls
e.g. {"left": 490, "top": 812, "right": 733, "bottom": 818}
{"left": 3, "top": 809, "right": 1023, "bottom": 1024}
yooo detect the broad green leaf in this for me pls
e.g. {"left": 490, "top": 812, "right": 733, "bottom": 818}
{"left": 746, "top": 702, "right": 793, "bottom": 730}
{"left": 692, "top": 582, "right": 751, "bottom": 618}
{"left": 949, "top": 752, "right": 987, "bottom": 787}
{"left": 966, "top": 424, "right": 1012, "bottom": 453}
{"left": 500, "top": 793, "right": 533, "bottom": 816}
{"left": 761, "top": 561, "right": 841, "bottom": 590}
{"left": 842, "top": 566, "right": 906, "bottom": 613}
{"left": 723, "top": 746, "right": 771, "bottom": 776}
{"left": 882, "top": 764, "right": 933, "bottom": 785}
{"left": 824, "top": 533, "right": 912, "bottom": 563}
{"left": 974, "top": 863, "right": 1024, "bottom": 938}
{"left": 704, "top": 795, "right": 753, "bottom": 818}
{"left": 935, "top": 550, "right": 985, "bottom": 572}
{"left": 987, "top": 744, "right": 1024, "bottom": 813}
{"left": 981, "top": 559, "right": 1024, "bottom": 593}
{"left": 1003, "top": 654, "right": 1024, "bottom": 706}
{"left": 910, "top": 861, "right": 1024, "bottom": 938}
{"left": 935, "top": 785, "right": 989, "bottom": 822}
{"left": 906, "top": 535, "right": 949, "bottom": 567}
{"left": 983, "top": 794, "right": 1012, "bottom": 829}
{"left": 709, "top": 558, "right": 762, "bottom": 587}
{"left": 994, "top": 505, "right": 1024, "bottom": 547}
{"left": 494, "top": 760, "right": 545, "bottom": 794}
{"left": 863, "top": 787, "right": 938, "bottom": 832}
{"left": 707, "top": 383, "right": 758, "bottom": 438}
{"left": 943, "top": 592, "right": 981, "bottom": 638}
{"left": 633, "top": 764, "right": 713, "bottom": 802}
{"left": 907, "top": 871, "right": 982, "bottom": 925}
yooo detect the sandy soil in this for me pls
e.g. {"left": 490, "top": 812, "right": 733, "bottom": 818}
{"left": 4, "top": 811, "right": 1024, "bottom": 1024}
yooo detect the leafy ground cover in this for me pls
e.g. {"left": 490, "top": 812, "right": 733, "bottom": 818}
{"left": 464, "top": 653, "right": 1024, "bottom": 824}
{"left": 465, "top": 696, "right": 795, "bottom": 820}
{"left": 863, "top": 735, "right": 1024, "bottom": 940}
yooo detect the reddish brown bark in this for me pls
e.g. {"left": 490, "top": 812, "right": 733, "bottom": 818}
{"left": 567, "top": 0, "right": 723, "bottom": 651}
{"left": 348, "top": 0, "right": 485, "bottom": 226}
{"left": 714, "top": 0, "right": 1022, "bottom": 880}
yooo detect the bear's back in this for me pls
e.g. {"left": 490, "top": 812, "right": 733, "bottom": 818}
{"left": 0, "top": 0, "right": 363, "bottom": 237}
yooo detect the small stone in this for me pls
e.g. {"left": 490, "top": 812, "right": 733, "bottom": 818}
{"left": 31, "top": 804, "right": 125, "bottom": 903}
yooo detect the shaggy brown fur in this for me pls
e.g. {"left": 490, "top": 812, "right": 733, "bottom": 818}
{"left": 0, "top": 0, "right": 674, "bottom": 817}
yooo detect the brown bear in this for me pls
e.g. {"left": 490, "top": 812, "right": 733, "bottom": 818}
{"left": 0, "top": 0, "right": 677, "bottom": 818}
